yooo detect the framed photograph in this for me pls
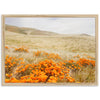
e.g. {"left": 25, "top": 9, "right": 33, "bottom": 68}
{"left": 2, "top": 15, "right": 98, "bottom": 86}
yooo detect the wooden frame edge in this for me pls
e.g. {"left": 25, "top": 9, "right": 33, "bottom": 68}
{"left": 1, "top": 14, "right": 98, "bottom": 86}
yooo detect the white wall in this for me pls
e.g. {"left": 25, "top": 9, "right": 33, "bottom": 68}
{"left": 0, "top": 0, "right": 99, "bottom": 100}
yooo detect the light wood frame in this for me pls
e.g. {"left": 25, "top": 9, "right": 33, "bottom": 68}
{"left": 1, "top": 14, "right": 98, "bottom": 86}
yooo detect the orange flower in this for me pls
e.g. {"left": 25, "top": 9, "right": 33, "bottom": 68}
{"left": 5, "top": 46, "right": 9, "bottom": 49}
{"left": 5, "top": 79, "right": 10, "bottom": 83}
{"left": 59, "top": 75, "right": 64, "bottom": 80}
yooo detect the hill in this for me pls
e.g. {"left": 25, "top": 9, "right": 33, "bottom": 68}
{"left": 5, "top": 24, "right": 58, "bottom": 35}
{"left": 80, "top": 33, "right": 91, "bottom": 36}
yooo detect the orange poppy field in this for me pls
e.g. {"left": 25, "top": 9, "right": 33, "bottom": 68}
{"left": 4, "top": 24, "right": 96, "bottom": 84}
{"left": 5, "top": 48, "right": 95, "bottom": 83}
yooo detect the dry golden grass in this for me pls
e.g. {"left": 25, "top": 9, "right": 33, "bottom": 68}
{"left": 5, "top": 31, "right": 96, "bottom": 83}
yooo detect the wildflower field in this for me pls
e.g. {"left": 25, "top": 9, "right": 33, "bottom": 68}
{"left": 4, "top": 31, "right": 96, "bottom": 83}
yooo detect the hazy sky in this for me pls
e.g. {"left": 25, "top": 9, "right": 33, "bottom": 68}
{"left": 5, "top": 17, "right": 95, "bottom": 36}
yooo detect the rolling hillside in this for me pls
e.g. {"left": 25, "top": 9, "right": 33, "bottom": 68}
{"left": 5, "top": 24, "right": 57, "bottom": 35}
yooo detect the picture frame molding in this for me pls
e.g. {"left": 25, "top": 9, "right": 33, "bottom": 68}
{"left": 2, "top": 14, "right": 98, "bottom": 86}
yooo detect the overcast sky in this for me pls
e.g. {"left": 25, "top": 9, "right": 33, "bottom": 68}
{"left": 5, "top": 17, "right": 95, "bottom": 36}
